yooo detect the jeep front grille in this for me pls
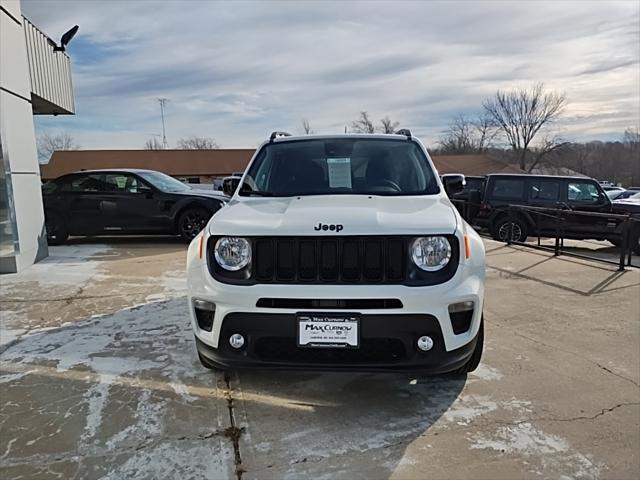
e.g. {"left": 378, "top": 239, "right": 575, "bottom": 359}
{"left": 253, "top": 236, "right": 407, "bottom": 284}
{"left": 207, "top": 235, "right": 459, "bottom": 286}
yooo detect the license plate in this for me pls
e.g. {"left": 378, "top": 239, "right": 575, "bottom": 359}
{"left": 297, "top": 313, "right": 360, "bottom": 348}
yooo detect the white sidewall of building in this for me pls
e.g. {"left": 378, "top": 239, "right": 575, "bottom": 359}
{"left": 0, "top": 0, "right": 48, "bottom": 273}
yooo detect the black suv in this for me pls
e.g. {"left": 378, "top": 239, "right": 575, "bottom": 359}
{"left": 474, "top": 174, "right": 638, "bottom": 249}
{"left": 42, "top": 169, "right": 227, "bottom": 244}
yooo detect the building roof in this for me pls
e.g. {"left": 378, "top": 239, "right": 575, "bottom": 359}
{"left": 40, "top": 149, "right": 524, "bottom": 180}
{"left": 433, "top": 155, "right": 524, "bottom": 175}
{"left": 41, "top": 149, "right": 255, "bottom": 179}
{"left": 529, "top": 165, "right": 588, "bottom": 177}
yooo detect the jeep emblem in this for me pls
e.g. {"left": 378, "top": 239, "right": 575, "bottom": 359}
{"left": 314, "top": 223, "right": 343, "bottom": 232}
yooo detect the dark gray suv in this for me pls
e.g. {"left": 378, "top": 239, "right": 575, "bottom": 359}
{"left": 474, "top": 174, "right": 639, "bottom": 252}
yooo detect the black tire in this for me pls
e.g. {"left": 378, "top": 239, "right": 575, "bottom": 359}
{"left": 452, "top": 320, "right": 484, "bottom": 374}
{"left": 178, "top": 207, "right": 211, "bottom": 242}
{"left": 492, "top": 217, "right": 528, "bottom": 243}
{"left": 45, "top": 212, "right": 69, "bottom": 245}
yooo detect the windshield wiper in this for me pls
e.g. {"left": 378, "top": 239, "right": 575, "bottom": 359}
{"left": 240, "top": 190, "right": 274, "bottom": 197}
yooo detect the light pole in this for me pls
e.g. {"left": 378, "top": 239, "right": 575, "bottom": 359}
{"left": 157, "top": 98, "right": 169, "bottom": 149}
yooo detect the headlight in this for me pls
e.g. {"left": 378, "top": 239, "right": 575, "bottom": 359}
{"left": 411, "top": 236, "right": 452, "bottom": 271}
{"left": 214, "top": 237, "right": 251, "bottom": 271}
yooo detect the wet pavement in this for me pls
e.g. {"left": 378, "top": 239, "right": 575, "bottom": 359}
{"left": 1, "top": 237, "right": 638, "bottom": 479}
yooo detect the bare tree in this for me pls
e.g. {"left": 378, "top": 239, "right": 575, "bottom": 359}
{"left": 483, "top": 83, "right": 567, "bottom": 170}
{"left": 144, "top": 137, "right": 163, "bottom": 150}
{"left": 623, "top": 127, "right": 639, "bottom": 151}
{"left": 527, "top": 134, "right": 570, "bottom": 173}
{"left": 437, "top": 115, "right": 475, "bottom": 154}
{"left": 176, "top": 136, "right": 219, "bottom": 149}
{"left": 301, "top": 119, "right": 314, "bottom": 134}
{"left": 351, "top": 111, "right": 375, "bottom": 134}
{"left": 379, "top": 116, "right": 400, "bottom": 134}
{"left": 623, "top": 127, "right": 640, "bottom": 184}
{"left": 37, "top": 132, "right": 79, "bottom": 163}
{"left": 473, "top": 114, "right": 498, "bottom": 152}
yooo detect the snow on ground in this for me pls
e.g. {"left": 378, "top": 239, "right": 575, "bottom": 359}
{"left": 0, "top": 297, "right": 233, "bottom": 478}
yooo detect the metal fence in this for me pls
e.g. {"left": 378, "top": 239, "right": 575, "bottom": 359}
{"left": 450, "top": 199, "right": 638, "bottom": 271}
{"left": 503, "top": 205, "right": 637, "bottom": 271}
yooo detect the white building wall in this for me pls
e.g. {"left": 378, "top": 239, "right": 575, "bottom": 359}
{"left": 0, "top": 0, "right": 48, "bottom": 272}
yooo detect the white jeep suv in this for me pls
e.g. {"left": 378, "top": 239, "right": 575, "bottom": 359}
{"left": 186, "top": 131, "right": 485, "bottom": 374}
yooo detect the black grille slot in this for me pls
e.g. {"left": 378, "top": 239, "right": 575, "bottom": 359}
{"left": 298, "top": 240, "right": 316, "bottom": 280}
{"left": 363, "top": 239, "right": 383, "bottom": 281}
{"left": 319, "top": 240, "right": 338, "bottom": 281}
{"left": 386, "top": 238, "right": 405, "bottom": 281}
{"left": 256, "top": 298, "right": 403, "bottom": 309}
{"left": 255, "top": 239, "right": 274, "bottom": 280}
{"left": 341, "top": 239, "right": 360, "bottom": 281}
{"left": 276, "top": 239, "right": 295, "bottom": 280}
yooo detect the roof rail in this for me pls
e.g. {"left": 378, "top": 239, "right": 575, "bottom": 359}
{"left": 395, "top": 129, "right": 412, "bottom": 139}
{"left": 269, "top": 131, "right": 292, "bottom": 142}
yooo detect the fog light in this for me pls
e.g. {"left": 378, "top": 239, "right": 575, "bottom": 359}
{"left": 229, "top": 333, "right": 245, "bottom": 349}
{"left": 193, "top": 298, "right": 216, "bottom": 311}
{"left": 449, "top": 301, "right": 474, "bottom": 335}
{"left": 448, "top": 301, "right": 474, "bottom": 313}
{"left": 193, "top": 299, "right": 216, "bottom": 332}
{"left": 417, "top": 336, "right": 434, "bottom": 352}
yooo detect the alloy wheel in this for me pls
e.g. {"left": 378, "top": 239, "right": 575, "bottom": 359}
{"left": 498, "top": 222, "right": 523, "bottom": 242}
{"left": 181, "top": 212, "right": 208, "bottom": 239}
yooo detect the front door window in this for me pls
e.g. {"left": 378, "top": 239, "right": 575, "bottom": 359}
{"left": 567, "top": 182, "right": 601, "bottom": 205}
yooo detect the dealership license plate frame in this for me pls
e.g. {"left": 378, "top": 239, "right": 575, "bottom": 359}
{"left": 297, "top": 313, "right": 360, "bottom": 349}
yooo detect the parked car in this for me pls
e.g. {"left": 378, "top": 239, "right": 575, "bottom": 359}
{"left": 187, "top": 131, "right": 486, "bottom": 374}
{"left": 474, "top": 174, "right": 639, "bottom": 249}
{"left": 42, "top": 169, "right": 227, "bottom": 245}
{"left": 606, "top": 189, "right": 627, "bottom": 200}
{"left": 609, "top": 189, "right": 638, "bottom": 200}
{"left": 601, "top": 185, "right": 625, "bottom": 192}
{"left": 612, "top": 193, "right": 640, "bottom": 253}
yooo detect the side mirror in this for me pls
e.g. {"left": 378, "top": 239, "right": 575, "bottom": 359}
{"left": 442, "top": 174, "right": 466, "bottom": 196}
{"left": 222, "top": 177, "right": 240, "bottom": 196}
{"left": 599, "top": 191, "right": 609, "bottom": 203}
{"left": 137, "top": 185, "right": 153, "bottom": 198}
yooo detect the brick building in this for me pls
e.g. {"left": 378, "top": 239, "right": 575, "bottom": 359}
{"left": 40, "top": 149, "right": 524, "bottom": 184}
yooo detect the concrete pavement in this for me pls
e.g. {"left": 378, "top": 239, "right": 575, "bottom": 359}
{"left": 1, "top": 237, "right": 638, "bottom": 479}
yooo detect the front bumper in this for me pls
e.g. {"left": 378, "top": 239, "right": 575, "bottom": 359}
{"left": 195, "top": 312, "right": 479, "bottom": 373}
{"left": 187, "top": 237, "right": 485, "bottom": 370}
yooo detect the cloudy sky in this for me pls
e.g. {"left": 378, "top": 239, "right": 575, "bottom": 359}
{"left": 23, "top": 0, "right": 640, "bottom": 150}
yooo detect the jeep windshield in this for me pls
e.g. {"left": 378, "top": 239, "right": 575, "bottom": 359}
{"left": 239, "top": 138, "right": 440, "bottom": 197}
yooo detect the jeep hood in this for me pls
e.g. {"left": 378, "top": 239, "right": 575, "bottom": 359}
{"left": 208, "top": 195, "right": 458, "bottom": 236}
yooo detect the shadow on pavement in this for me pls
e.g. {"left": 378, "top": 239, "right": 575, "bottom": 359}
{"left": 233, "top": 369, "right": 466, "bottom": 478}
